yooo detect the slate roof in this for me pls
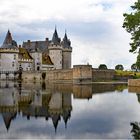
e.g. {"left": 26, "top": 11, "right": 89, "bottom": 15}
{"left": 1, "top": 30, "right": 17, "bottom": 49}
{"left": 22, "top": 40, "right": 49, "bottom": 53}
{"left": 62, "top": 32, "right": 71, "bottom": 48}
{"left": 52, "top": 28, "right": 61, "bottom": 45}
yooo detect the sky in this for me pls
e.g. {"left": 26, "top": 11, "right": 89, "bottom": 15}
{"left": 0, "top": 0, "right": 137, "bottom": 69}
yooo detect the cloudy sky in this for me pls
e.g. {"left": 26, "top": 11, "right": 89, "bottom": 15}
{"left": 0, "top": 0, "right": 137, "bottom": 69}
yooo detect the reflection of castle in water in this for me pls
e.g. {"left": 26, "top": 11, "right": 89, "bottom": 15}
{"left": 0, "top": 81, "right": 127, "bottom": 132}
{"left": 0, "top": 81, "right": 72, "bottom": 132}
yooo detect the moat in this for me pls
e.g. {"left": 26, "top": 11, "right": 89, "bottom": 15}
{"left": 0, "top": 81, "right": 140, "bottom": 139}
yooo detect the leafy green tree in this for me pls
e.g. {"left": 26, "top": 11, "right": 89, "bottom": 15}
{"left": 98, "top": 64, "right": 107, "bottom": 70}
{"left": 136, "top": 51, "right": 140, "bottom": 70}
{"left": 123, "top": 1, "right": 140, "bottom": 53}
{"left": 131, "top": 63, "right": 137, "bottom": 71}
{"left": 115, "top": 64, "right": 124, "bottom": 70}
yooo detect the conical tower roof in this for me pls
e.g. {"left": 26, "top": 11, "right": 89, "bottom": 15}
{"left": 1, "top": 30, "right": 17, "bottom": 48}
{"left": 51, "top": 114, "right": 61, "bottom": 132}
{"left": 52, "top": 27, "right": 61, "bottom": 45}
{"left": 2, "top": 112, "right": 17, "bottom": 131}
{"left": 62, "top": 31, "right": 71, "bottom": 48}
{"left": 62, "top": 110, "right": 71, "bottom": 129}
{"left": 3, "top": 30, "right": 12, "bottom": 45}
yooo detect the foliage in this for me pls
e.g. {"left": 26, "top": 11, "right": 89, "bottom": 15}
{"left": 136, "top": 52, "right": 140, "bottom": 70}
{"left": 123, "top": 1, "right": 140, "bottom": 53}
{"left": 98, "top": 64, "right": 107, "bottom": 70}
{"left": 131, "top": 63, "right": 137, "bottom": 71}
{"left": 115, "top": 70, "right": 140, "bottom": 78}
{"left": 115, "top": 84, "right": 127, "bottom": 92}
{"left": 130, "top": 122, "right": 140, "bottom": 139}
{"left": 115, "top": 64, "right": 124, "bottom": 70}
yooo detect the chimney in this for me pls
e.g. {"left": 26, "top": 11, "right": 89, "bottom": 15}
{"left": 27, "top": 40, "right": 31, "bottom": 47}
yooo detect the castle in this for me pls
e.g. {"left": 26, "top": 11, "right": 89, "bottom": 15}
{"left": 0, "top": 28, "right": 72, "bottom": 78}
{"left": 0, "top": 28, "right": 116, "bottom": 82}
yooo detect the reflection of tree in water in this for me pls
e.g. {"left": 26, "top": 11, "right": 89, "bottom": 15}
{"left": 136, "top": 94, "right": 140, "bottom": 104}
{"left": 131, "top": 95, "right": 140, "bottom": 139}
{"left": 115, "top": 84, "right": 127, "bottom": 92}
{"left": 130, "top": 122, "right": 140, "bottom": 139}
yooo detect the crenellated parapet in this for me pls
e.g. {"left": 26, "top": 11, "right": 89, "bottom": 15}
{"left": 48, "top": 44, "right": 63, "bottom": 50}
{"left": 62, "top": 47, "right": 72, "bottom": 52}
{"left": 18, "top": 58, "right": 33, "bottom": 63}
{"left": 0, "top": 48, "right": 19, "bottom": 53}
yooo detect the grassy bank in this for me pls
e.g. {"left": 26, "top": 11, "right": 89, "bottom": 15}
{"left": 115, "top": 70, "right": 140, "bottom": 79}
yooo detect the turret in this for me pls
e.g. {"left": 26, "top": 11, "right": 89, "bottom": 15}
{"left": 52, "top": 27, "right": 61, "bottom": 45}
{"left": 62, "top": 31, "right": 72, "bottom": 69}
{"left": 2, "top": 112, "right": 17, "bottom": 131}
{"left": 1, "top": 30, "right": 17, "bottom": 49}
{"left": 51, "top": 114, "right": 61, "bottom": 133}
{"left": 48, "top": 27, "right": 63, "bottom": 69}
{"left": 0, "top": 30, "right": 19, "bottom": 72}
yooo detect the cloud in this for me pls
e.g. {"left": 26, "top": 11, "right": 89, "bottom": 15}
{"left": 0, "top": 91, "right": 139, "bottom": 139}
{"left": 0, "top": 0, "right": 137, "bottom": 69}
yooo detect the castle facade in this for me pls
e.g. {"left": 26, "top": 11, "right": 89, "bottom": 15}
{"left": 0, "top": 28, "right": 72, "bottom": 79}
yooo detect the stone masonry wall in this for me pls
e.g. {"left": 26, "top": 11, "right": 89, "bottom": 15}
{"left": 22, "top": 72, "right": 42, "bottom": 82}
{"left": 92, "top": 69, "right": 115, "bottom": 81}
{"left": 21, "top": 65, "right": 116, "bottom": 83}
{"left": 45, "top": 69, "right": 73, "bottom": 81}
{"left": 73, "top": 65, "right": 92, "bottom": 83}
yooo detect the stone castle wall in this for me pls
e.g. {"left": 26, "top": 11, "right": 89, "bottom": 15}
{"left": 46, "top": 69, "right": 73, "bottom": 81}
{"left": 73, "top": 65, "right": 93, "bottom": 83}
{"left": 22, "top": 72, "right": 42, "bottom": 82}
{"left": 92, "top": 69, "right": 115, "bottom": 81}
{"left": 6, "top": 65, "right": 116, "bottom": 82}
{"left": 45, "top": 65, "right": 115, "bottom": 83}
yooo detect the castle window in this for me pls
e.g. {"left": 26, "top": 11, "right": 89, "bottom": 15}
{"left": 14, "top": 54, "right": 16, "bottom": 60}
{"left": 12, "top": 62, "right": 14, "bottom": 67}
{"left": 0, "top": 54, "right": 1, "bottom": 59}
{"left": 60, "top": 61, "right": 61, "bottom": 64}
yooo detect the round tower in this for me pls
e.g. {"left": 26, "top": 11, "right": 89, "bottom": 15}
{"left": 0, "top": 30, "right": 19, "bottom": 73}
{"left": 48, "top": 28, "right": 62, "bottom": 69}
{"left": 62, "top": 32, "right": 72, "bottom": 69}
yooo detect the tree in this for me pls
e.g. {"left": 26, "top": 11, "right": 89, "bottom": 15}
{"left": 130, "top": 122, "right": 140, "bottom": 139}
{"left": 123, "top": 1, "right": 140, "bottom": 53}
{"left": 98, "top": 64, "right": 107, "bottom": 70}
{"left": 115, "top": 64, "right": 124, "bottom": 70}
{"left": 136, "top": 50, "right": 140, "bottom": 70}
{"left": 131, "top": 63, "right": 137, "bottom": 71}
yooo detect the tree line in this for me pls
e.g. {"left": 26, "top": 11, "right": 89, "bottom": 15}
{"left": 98, "top": 64, "right": 139, "bottom": 71}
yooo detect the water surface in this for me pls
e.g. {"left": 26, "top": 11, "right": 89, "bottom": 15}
{"left": 0, "top": 81, "right": 139, "bottom": 139}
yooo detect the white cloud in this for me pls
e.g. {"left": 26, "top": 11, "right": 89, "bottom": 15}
{"left": 0, "top": 0, "right": 137, "bottom": 69}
